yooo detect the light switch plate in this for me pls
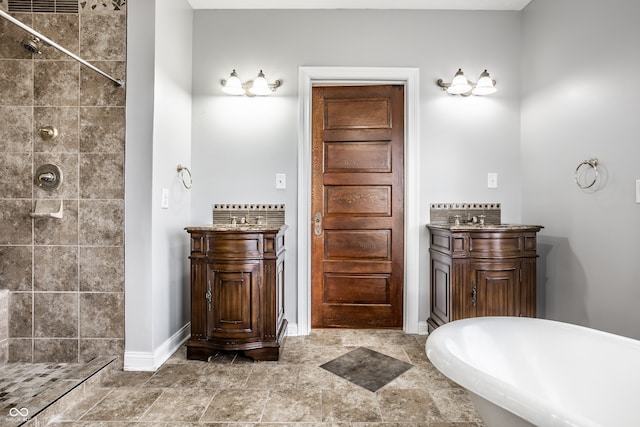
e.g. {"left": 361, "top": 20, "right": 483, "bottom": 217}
{"left": 636, "top": 180, "right": 640, "bottom": 203}
{"left": 276, "top": 173, "right": 286, "bottom": 189}
{"left": 161, "top": 188, "right": 169, "bottom": 209}
{"left": 488, "top": 173, "right": 498, "bottom": 189}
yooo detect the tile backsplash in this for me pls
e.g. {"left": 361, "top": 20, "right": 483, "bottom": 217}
{"left": 430, "top": 203, "right": 501, "bottom": 225}
{"left": 212, "top": 204, "right": 285, "bottom": 226}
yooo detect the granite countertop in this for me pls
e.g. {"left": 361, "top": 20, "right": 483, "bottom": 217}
{"left": 427, "top": 223, "right": 543, "bottom": 231}
{"left": 186, "top": 224, "right": 288, "bottom": 232}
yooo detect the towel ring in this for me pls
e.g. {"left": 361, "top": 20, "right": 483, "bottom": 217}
{"left": 177, "top": 164, "right": 192, "bottom": 189}
{"left": 574, "top": 158, "right": 598, "bottom": 189}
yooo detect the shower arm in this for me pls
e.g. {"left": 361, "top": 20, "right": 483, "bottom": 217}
{"left": 0, "top": 9, "right": 124, "bottom": 87}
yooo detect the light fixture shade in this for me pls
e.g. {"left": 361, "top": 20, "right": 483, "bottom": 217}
{"left": 221, "top": 69, "right": 245, "bottom": 95}
{"left": 447, "top": 69, "right": 472, "bottom": 95}
{"left": 249, "top": 70, "right": 272, "bottom": 96}
{"left": 472, "top": 69, "right": 497, "bottom": 95}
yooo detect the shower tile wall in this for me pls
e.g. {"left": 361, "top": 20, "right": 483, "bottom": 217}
{"left": 0, "top": 1, "right": 126, "bottom": 363}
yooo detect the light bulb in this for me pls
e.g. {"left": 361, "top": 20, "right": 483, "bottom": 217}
{"left": 249, "top": 70, "right": 272, "bottom": 96}
{"left": 221, "top": 69, "right": 245, "bottom": 95}
{"left": 472, "top": 70, "right": 497, "bottom": 95}
{"left": 447, "top": 69, "right": 472, "bottom": 95}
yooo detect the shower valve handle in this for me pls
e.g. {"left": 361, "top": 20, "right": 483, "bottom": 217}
{"left": 39, "top": 172, "right": 56, "bottom": 183}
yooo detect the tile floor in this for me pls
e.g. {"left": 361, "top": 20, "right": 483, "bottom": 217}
{"left": 49, "top": 329, "right": 483, "bottom": 426}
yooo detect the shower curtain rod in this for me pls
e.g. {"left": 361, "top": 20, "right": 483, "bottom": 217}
{"left": 0, "top": 9, "right": 124, "bottom": 87}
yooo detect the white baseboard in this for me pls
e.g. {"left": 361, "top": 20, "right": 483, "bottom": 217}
{"left": 123, "top": 323, "right": 191, "bottom": 371}
{"left": 286, "top": 322, "right": 299, "bottom": 336}
{"left": 418, "top": 321, "right": 429, "bottom": 335}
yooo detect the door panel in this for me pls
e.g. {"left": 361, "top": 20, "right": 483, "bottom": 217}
{"left": 325, "top": 186, "right": 391, "bottom": 215}
{"left": 324, "top": 98, "right": 391, "bottom": 129}
{"left": 324, "top": 230, "right": 391, "bottom": 259}
{"left": 311, "top": 85, "right": 404, "bottom": 328}
{"left": 324, "top": 141, "right": 392, "bottom": 172}
{"left": 324, "top": 274, "right": 391, "bottom": 304}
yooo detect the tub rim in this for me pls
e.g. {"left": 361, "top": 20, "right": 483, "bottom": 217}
{"left": 426, "top": 316, "right": 640, "bottom": 427}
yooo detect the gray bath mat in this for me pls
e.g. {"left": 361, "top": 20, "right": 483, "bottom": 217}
{"left": 320, "top": 347, "right": 413, "bottom": 392}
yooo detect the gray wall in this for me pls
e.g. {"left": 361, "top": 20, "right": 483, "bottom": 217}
{"left": 191, "top": 10, "right": 524, "bottom": 327}
{"left": 127, "top": 0, "right": 640, "bottom": 368}
{"left": 125, "top": 0, "right": 193, "bottom": 369}
{"left": 521, "top": 0, "right": 640, "bottom": 339}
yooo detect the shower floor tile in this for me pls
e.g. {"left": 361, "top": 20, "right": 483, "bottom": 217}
{"left": 0, "top": 362, "right": 78, "bottom": 411}
{"left": 0, "top": 356, "right": 116, "bottom": 426}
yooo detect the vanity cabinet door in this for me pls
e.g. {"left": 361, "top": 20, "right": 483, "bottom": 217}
{"left": 206, "top": 262, "right": 261, "bottom": 340}
{"left": 468, "top": 261, "right": 520, "bottom": 318}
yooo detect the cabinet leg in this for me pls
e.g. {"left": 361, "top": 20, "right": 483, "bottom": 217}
{"left": 186, "top": 345, "right": 211, "bottom": 361}
{"left": 243, "top": 346, "right": 281, "bottom": 362}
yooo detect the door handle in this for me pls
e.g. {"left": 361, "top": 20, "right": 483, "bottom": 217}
{"left": 471, "top": 281, "right": 477, "bottom": 307}
{"left": 206, "top": 281, "right": 212, "bottom": 312}
{"left": 314, "top": 212, "right": 323, "bottom": 236}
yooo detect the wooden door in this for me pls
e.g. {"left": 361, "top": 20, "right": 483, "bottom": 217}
{"left": 311, "top": 85, "right": 404, "bottom": 328}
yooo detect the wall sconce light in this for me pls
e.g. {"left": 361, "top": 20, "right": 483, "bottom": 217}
{"left": 221, "top": 69, "right": 281, "bottom": 96}
{"left": 437, "top": 69, "right": 497, "bottom": 96}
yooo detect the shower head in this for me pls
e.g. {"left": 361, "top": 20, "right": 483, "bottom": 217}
{"left": 21, "top": 36, "right": 42, "bottom": 54}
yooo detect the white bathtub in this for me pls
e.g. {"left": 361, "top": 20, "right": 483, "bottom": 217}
{"left": 426, "top": 317, "right": 640, "bottom": 427}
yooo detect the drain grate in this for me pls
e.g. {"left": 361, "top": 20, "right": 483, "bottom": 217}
{"left": 8, "top": 0, "right": 78, "bottom": 13}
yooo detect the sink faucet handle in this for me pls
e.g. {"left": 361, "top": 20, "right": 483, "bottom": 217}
{"left": 256, "top": 215, "right": 264, "bottom": 225}
{"left": 231, "top": 216, "right": 237, "bottom": 225}
{"left": 454, "top": 215, "right": 461, "bottom": 226}
{"left": 478, "top": 215, "right": 486, "bottom": 225}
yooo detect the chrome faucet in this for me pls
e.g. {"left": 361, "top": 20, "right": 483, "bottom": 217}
{"left": 466, "top": 213, "right": 478, "bottom": 224}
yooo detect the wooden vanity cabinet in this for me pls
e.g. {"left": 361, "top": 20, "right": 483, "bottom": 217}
{"left": 427, "top": 225, "right": 541, "bottom": 332}
{"left": 185, "top": 226, "right": 287, "bottom": 361}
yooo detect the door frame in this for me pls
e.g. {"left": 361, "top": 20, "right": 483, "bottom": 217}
{"left": 297, "top": 66, "right": 421, "bottom": 335}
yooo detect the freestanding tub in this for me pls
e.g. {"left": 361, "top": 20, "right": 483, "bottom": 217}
{"left": 426, "top": 317, "right": 640, "bottom": 427}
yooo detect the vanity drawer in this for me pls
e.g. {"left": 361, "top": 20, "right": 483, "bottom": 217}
{"left": 207, "top": 234, "right": 263, "bottom": 258}
{"left": 467, "top": 232, "right": 523, "bottom": 258}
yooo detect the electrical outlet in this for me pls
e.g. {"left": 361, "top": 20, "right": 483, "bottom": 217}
{"left": 488, "top": 173, "right": 498, "bottom": 189}
{"left": 276, "top": 173, "right": 286, "bottom": 189}
{"left": 161, "top": 188, "right": 169, "bottom": 209}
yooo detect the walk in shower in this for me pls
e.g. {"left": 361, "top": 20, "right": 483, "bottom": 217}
{"left": 0, "top": 0, "right": 126, "bottom": 423}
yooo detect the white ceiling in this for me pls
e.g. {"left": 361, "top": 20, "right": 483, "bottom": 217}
{"left": 187, "top": 0, "right": 532, "bottom": 11}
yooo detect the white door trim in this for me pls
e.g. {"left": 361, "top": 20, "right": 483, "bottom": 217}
{"left": 296, "top": 66, "right": 421, "bottom": 335}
